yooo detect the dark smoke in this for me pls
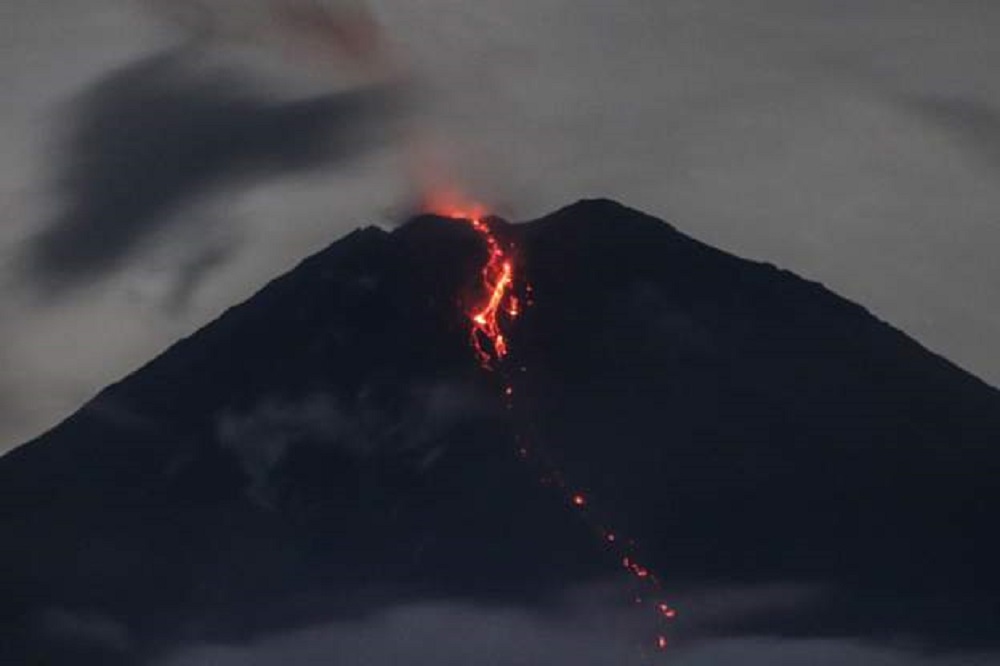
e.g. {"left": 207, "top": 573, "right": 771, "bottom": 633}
{"left": 24, "top": 48, "right": 396, "bottom": 294}
{"left": 907, "top": 94, "right": 1000, "bottom": 170}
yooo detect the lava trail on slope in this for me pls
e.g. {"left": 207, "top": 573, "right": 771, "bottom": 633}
{"left": 439, "top": 204, "right": 678, "bottom": 655}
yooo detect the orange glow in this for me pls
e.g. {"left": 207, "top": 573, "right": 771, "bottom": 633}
{"left": 427, "top": 195, "right": 519, "bottom": 369}
{"left": 465, "top": 219, "right": 514, "bottom": 368}
{"left": 657, "top": 635, "right": 668, "bottom": 651}
{"left": 572, "top": 493, "right": 587, "bottom": 507}
{"left": 422, "top": 187, "right": 489, "bottom": 223}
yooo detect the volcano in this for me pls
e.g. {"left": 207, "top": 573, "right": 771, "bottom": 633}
{"left": 2, "top": 199, "right": 998, "bottom": 664}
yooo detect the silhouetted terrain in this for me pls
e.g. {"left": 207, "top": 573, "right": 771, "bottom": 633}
{"left": 3, "top": 199, "right": 998, "bottom": 664}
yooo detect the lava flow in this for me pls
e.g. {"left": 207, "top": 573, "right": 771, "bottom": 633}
{"left": 430, "top": 201, "right": 519, "bottom": 368}
{"left": 435, "top": 201, "right": 676, "bottom": 656}
{"left": 464, "top": 215, "right": 518, "bottom": 368}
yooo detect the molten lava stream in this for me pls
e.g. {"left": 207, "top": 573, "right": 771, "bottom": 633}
{"left": 442, "top": 210, "right": 519, "bottom": 369}
{"left": 440, "top": 205, "right": 676, "bottom": 655}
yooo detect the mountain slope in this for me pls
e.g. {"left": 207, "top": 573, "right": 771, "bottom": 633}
{"left": 2, "top": 199, "right": 998, "bottom": 663}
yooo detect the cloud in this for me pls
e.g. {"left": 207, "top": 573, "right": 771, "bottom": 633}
{"left": 35, "top": 607, "right": 130, "bottom": 653}
{"left": 154, "top": 582, "right": 654, "bottom": 666}
{"left": 159, "top": 626, "right": 1000, "bottom": 666}
{"left": 164, "top": 240, "right": 236, "bottom": 312}
{"left": 216, "top": 393, "right": 343, "bottom": 506}
{"left": 215, "top": 382, "right": 489, "bottom": 506}
{"left": 22, "top": 47, "right": 395, "bottom": 293}
{"left": 143, "top": 0, "right": 382, "bottom": 63}
{"left": 906, "top": 95, "right": 1000, "bottom": 170}
{"left": 669, "top": 583, "right": 825, "bottom": 638}
{"left": 153, "top": 583, "right": 998, "bottom": 666}
{"left": 668, "top": 639, "right": 998, "bottom": 666}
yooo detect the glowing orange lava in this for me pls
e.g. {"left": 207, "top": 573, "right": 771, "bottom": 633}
{"left": 466, "top": 216, "right": 515, "bottom": 367}
{"left": 431, "top": 195, "right": 677, "bottom": 654}
{"left": 431, "top": 199, "right": 519, "bottom": 369}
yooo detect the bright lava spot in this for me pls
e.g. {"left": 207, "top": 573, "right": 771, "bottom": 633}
{"left": 657, "top": 603, "right": 677, "bottom": 619}
{"left": 657, "top": 635, "right": 668, "bottom": 651}
{"left": 572, "top": 493, "right": 587, "bottom": 507}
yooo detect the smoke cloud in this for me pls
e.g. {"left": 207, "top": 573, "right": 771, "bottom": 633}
{"left": 907, "top": 95, "right": 1000, "bottom": 171}
{"left": 23, "top": 0, "right": 399, "bottom": 294}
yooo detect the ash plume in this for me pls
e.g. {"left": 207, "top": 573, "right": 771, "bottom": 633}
{"left": 24, "top": 0, "right": 399, "bottom": 294}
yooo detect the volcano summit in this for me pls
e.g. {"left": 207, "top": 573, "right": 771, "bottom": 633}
{"left": 2, "top": 199, "right": 998, "bottom": 664}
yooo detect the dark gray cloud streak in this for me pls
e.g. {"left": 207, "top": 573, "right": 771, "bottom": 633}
{"left": 23, "top": 48, "right": 394, "bottom": 293}
{"left": 908, "top": 95, "right": 1000, "bottom": 170}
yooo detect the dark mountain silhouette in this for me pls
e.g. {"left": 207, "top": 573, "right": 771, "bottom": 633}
{"left": 2, "top": 199, "right": 998, "bottom": 664}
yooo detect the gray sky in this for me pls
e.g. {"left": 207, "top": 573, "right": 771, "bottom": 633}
{"left": 2, "top": 0, "right": 1000, "bottom": 453}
